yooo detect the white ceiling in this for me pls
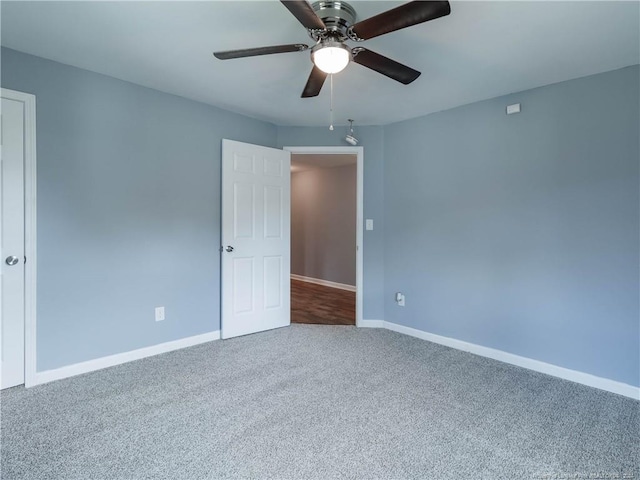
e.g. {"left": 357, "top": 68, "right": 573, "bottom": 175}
{"left": 291, "top": 153, "right": 357, "bottom": 172}
{"left": 2, "top": 1, "right": 638, "bottom": 127}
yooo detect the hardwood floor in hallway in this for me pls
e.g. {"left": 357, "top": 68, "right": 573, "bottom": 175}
{"left": 291, "top": 279, "right": 355, "bottom": 325}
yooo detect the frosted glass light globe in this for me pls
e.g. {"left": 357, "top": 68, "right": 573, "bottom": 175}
{"left": 312, "top": 45, "right": 350, "bottom": 74}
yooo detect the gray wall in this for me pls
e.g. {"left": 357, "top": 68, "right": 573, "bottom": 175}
{"left": 277, "top": 126, "right": 385, "bottom": 321}
{"left": 291, "top": 163, "right": 356, "bottom": 285}
{"left": 3, "top": 46, "right": 637, "bottom": 387}
{"left": 1, "top": 48, "right": 276, "bottom": 371}
{"left": 383, "top": 65, "right": 640, "bottom": 387}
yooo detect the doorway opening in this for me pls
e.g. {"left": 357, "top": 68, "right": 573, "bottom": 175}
{"left": 284, "top": 146, "right": 363, "bottom": 327}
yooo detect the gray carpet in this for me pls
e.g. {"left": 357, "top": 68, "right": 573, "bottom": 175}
{"left": 1, "top": 325, "right": 638, "bottom": 479}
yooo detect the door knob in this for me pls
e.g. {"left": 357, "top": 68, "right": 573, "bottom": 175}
{"left": 225, "top": 246, "right": 234, "bottom": 252}
{"left": 5, "top": 256, "right": 19, "bottom": 266}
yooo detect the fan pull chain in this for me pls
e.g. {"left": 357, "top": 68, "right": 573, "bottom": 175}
{"left": 329, "top": 74, "right": 334, "bottom": 131}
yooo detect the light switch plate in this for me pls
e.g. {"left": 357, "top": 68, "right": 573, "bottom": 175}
{"left": 366, "top": 219, "right": 374, "bottom": 231}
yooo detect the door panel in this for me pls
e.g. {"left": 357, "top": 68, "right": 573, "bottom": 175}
{"left": 233, "top": 257, "right": 255, "bottom": 314}
{"left": 264, "top": 185, "right": 283, "bottom": 238}
{"left": 1, "top": 97, "right": 26, "bottom": 389}
{"left": 234, "top": 183, "right": 255, "bottom": 238}
{"left": 264, "top": 256, "right": 283, "bottom": 309}
{"left": 222, "top": 140, "right": 291, "bottom": 339}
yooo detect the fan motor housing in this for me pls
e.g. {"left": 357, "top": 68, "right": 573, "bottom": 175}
{"left": 311, "top": 1, "right": 357, "bottom": 39}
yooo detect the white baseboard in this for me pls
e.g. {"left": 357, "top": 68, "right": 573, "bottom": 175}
{"left": 29, "top": 320, "right": 639, "bottom": 400}
{"left": 33, "top": 331, "right": 220, "bottom": 387}
{"left": 383, "top": 321, "right": 639, "bottom": 401}
{"left": 359, "top": 319, "right": 384, "bottom": 328}
{"left": 291, "top": 274, "right": 356, "bottom": 292}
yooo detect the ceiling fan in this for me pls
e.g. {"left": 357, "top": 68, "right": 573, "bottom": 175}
{"left": 213, "top": 1, "right": 451, "bottom": 98}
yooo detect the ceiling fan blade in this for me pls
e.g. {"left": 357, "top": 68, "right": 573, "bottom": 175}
{"left": 280, "top": 1, "right": 326, "bottom": 30}
{"left": 213, "top": 44, "right": 308, "bottom": 60}
{"left": 352, "top": 48, "right": 421, "bottom": 85}
{"left": 349, "top": 1, "right": 450, "bottom": 41}
{"left": 301, "top": 66, "right": 328, "bottom": 98}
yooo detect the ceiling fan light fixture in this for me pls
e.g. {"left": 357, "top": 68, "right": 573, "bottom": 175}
{"left": 214, "top": 0, "right": 452, "bottom": 98}
{"left": 312, "top": 41, "right": 351, "bottom": 74}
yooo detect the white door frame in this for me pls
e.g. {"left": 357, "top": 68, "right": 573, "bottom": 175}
{"left": 284, "top": 146, "right": 363, "bottom": 327}
{"left": 1, "top": 88, "right": 37, "bottom": 388}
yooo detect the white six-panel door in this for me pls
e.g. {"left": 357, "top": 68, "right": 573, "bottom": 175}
{"left": 1, "top": 96, "right": 26, "bottom": 389}
{"left": 221, "top": 139, "right": 291, "bottom": 339}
